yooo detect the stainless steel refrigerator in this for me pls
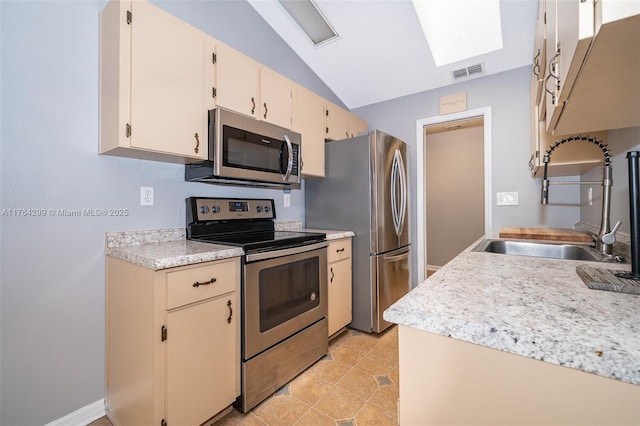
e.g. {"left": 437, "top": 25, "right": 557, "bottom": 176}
{"left": 305, "top": 130, "right": 410, "bottom": 333}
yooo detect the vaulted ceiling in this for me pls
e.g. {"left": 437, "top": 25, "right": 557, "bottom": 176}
{"left": 248, "top": 0, "right": 539, "bottom": 109}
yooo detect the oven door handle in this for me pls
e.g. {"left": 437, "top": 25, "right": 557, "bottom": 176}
{"left": 245, "top": 241, "right": 328, "bottom": 262}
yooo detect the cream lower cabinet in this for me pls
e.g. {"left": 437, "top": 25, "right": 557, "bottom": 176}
{"left": 99, "top": 0, "right": 213, "bottom": 163}
{"left": 398, "top": 325, "right": 640, "bottom": 425}
{"left": 327, "top": 238, "right": 352, "bottom": 337}
{"left": 106, "top": 257, "right": 240, "bottom": 426}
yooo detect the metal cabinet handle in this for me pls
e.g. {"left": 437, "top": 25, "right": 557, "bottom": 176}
{"left": 194, "top": 132, "right": 200, "bottom": 154}
{"left": 192, "top": 277, "right": 216, "bottom": 288}
{"left": 544, "top": 74, "right": 557, "bottom": 105}
{"left": 532, "top": 50, "right": 541, "bottom": 78}
{"left": 263, "top": 103, "right": 268, "bottom": 119}
{"left": 330, "top": 266, "right": 334, "bottom": 283}
{"left": 529, "top": 153, "right": 534, "bottom": 171}
{"left": 251, "top": 97, "right": 255, "bottom": 115}
{"left": 336, "top": 247, "right": 345, "bottom": 253}
{"left": 226, "top": 300, "right": 233, "bottom": 324}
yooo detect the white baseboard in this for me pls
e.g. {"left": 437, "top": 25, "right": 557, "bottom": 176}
{"left": 45, "top": 399, "right": 105, "bottom": 426}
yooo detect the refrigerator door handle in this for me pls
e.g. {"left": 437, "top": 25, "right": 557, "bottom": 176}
{"left": 383, "top": 250, "right": 410, "bottom": 262}
{"left": 391, "top": 151, "right": 400, "bottom": 236}
{"left": 391, "top": 149, "right": 406, "bottom": 237}
{"left": 397, "top": 149, "right": 407, "bottom": 235}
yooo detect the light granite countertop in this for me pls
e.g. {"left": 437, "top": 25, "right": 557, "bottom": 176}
{"left": 305, "top": 228, "right": 356, "bottom": 240}
{"left": 105, "top": 228, "right": 244, "bottom": 271}
{"left": 384, "top": 236, "right": 640, "bottom": 386}
{"left": 105, "top": 226, "right": 353, "bottom": 271}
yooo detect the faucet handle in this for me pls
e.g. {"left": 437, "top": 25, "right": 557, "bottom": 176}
{"left": 602, "top": 220, "right": 622, "bottom": 244}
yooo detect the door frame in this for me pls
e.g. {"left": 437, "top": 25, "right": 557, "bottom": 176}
{"left": 415, "top": 107, "right": 493, "bottom": 283}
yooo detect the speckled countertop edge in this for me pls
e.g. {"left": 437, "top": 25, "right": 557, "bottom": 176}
{"left": 105, "top": 225, "right": 353, "bottom": 271}
{"left": 384, "top": 234, "right": 640, "bottom": 386}
{"left": 105, "top": 228, "right": 242, "bottom": 270}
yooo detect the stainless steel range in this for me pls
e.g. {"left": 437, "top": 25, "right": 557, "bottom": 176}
{"left": 186, "top": 197, "right": 328, "bottom": 412}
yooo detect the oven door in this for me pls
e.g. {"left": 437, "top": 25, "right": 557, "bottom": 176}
{"left": 243, "top": 242, "right": 327, "bottom": 359}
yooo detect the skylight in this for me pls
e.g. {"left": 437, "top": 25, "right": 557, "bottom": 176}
{"left": 278, "top": 0, "right": 338, "bottom": 46}
{"left": 412, "top": 0, "right": 503, "bottom": 67}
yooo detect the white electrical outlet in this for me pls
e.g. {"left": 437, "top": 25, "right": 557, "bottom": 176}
{"left": 141, "top": 187, "right": 154, "bottom": 206}
{"left": 497, "top": 191, "right": 518, "bottom": 206}
{"left": 283, "top": 193, "right": 291, "bottom": 207}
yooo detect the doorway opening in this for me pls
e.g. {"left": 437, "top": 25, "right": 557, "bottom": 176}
{"left": 415, "top": 107, "right": 492, "bottom": 283}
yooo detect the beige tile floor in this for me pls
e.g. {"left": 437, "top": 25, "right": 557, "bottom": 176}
{"left": 91, "top": 326, "right": 399, "bottom": 426}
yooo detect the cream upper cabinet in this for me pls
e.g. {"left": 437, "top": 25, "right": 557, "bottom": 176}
{"left": 105, "top": 257, "right": 241, "bottom": 426}
{"left": 348, "top": 114, "right": 368, "bottom": 138}
{"left": 531, "top": 0, "right": 546, "bottom": 109}
{"left": 292, "top": 85, "right": 327, "bottom": 177}
{"left": 260, "top": 67, "right": 293, "bottom": 129}
{"left": 324, "top": 101, "right": 350, "bottom": 141}
{"left": 215, "top": 41, "right": 261, "bottom": 119}
{"left": 327, "top": 238, "right": 352, "bottom": 337}
{"left": 215, "top": 42, "right": 293, "bottom": 128}
{"left": 541, "top": 0, "right": 640, "bottom": 135}
{"left": 544, "top": 0, "right": 595, "bottom": 133}
{"left": 99, "top": 0, "right": 212, "bottom": 162}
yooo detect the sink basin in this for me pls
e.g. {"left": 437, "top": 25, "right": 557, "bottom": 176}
{"left": 471, "top": 239, "right": 619, "bottom": 262}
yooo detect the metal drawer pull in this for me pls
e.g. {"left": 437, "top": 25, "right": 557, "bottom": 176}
{"left": 330, "top": 266, "right": 334, "bottom": 283}
{"left": 251, "top": 97, "right": 255, "bottom": 115}
{"left": 227, "top": 300, "right": 233, "bottom": 323}
{"left": 192, "top": 277, "right": 217, "bottom": 288}
{"left": 336, "top": 248, "right": 345, "bottom": 253}
{"left": 263, "top": 102, "right": 268, "bottom": 119}
{"left": 194, "top": 132, "right": 200, "bottom": 154}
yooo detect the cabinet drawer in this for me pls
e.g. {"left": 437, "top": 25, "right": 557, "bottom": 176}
{"left": 328, "top": 239, "right": 351, "bottom": 263}
{"left": 166, "top": 259, "right": 239, "bottom": 310}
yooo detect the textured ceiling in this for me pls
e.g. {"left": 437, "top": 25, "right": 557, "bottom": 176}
{"left": 248, "top": 0, "right": 539, "bottom": 109}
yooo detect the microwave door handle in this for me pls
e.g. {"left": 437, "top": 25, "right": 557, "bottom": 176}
{"left": 282, "top": 134, "right": 293, "bottom": 181}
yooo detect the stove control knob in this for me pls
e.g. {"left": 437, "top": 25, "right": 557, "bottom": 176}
{"left": 264, "top": 206, "right": 270, "bottom": 213}
{"left": 256, "top": 206, "right": 263, "bottom": 213}
{"left": 211, "top": 206, "right": 221, "bottom": 213}
{"left": 200, "top": 205, "right": 210, "bottom": 214}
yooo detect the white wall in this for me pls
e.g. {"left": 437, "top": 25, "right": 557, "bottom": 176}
{"left": 354, "top": 66, "right": 582, "bottom": 282}
{"left": 0, "top": 1, "right": 340, "bottom": 424}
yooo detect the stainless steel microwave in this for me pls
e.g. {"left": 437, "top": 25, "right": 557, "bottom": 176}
{"left": 185, "top": 107, "right": 301, "bottom": 187}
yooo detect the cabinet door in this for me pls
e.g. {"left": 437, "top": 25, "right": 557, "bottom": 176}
{"left": 215, "top": 42, "right": 260, "bottom": 118}
{"left": 130, "top": 1, "right": 209, "bottom": 159}
{"left": 324, "top": 102, "right": 350, "bottom": 141}
{"left": 260, "top": 67, "right": 292, "bottom": 129}
{"left": 544, "top": 0, "right": 595, "bottom": 133}
{"left": 166, "top": 294, "right": 238, "bottom": 426}
{"left": 348, "top": 113, "right": 368, "bottom": 138}
{"left": 293, "top": 86, "right": 326, "bottom": 177}
{"left": 328, "top": 257, "right": 352, "bottom": 337}
{"left": 327, "top": 239, "right": 352, "bottom": 337}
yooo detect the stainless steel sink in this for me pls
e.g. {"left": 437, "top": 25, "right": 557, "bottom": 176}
{"left": 471, "top": 239, "right": 622, "bottom": 262}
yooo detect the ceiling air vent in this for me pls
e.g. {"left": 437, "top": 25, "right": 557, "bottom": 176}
{"left": 450, "top": 63, "right": 485, "bottom": 82}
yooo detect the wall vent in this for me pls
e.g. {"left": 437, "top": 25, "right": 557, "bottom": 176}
{"left": 450, "top": 63, "right": 485, "bottom": 81}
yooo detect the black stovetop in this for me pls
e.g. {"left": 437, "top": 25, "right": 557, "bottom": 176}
{"left": 189, "top": 230, "right": 326, "bottom": 252}
{"left": 186, "top": 197, "right": 325, "bottom": 252}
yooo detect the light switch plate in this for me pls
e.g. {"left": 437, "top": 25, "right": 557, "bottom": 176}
{"left": 497, "top": 191, "right": 518, "bottom": 206}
